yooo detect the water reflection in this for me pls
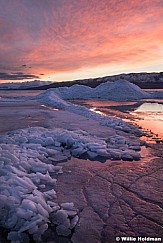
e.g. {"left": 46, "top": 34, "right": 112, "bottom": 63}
{"left": 90, "top": 107, "right": 106, "bottom": 116}
{"left": 74, "top": 99, "right": 163, "bottom": 142}
{"left": 130, "top": 102, "right": 163, "bottom": 141}
{"left": 41, "top": 104, "right": 58, "bottom": 111}
{"left": 134, "top": 102, "right": 163, "bottom": 112}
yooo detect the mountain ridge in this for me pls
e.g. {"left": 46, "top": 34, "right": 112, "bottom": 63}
{"left": 0, "top": 72, "right": 163, "bottom": 90}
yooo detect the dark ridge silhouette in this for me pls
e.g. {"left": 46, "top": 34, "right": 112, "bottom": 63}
{"left": 0, "top": 72, "right": 163, "bottom": 90}
{"left": 26, "top": 72, "right": 163, "bottom": 90}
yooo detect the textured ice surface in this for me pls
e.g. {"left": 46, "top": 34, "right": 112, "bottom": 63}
{"left": 0, "top": 127, "right": 84, "bottom": 242}
{"left": 0, "top": 127, "right": 141, "bottom": 162}
{"left": 0, "top": 125, "right": 141, "bottom": 242}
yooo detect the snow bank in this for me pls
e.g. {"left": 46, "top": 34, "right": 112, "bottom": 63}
{"left": 40, "top": 79, "right": 151, "bottom": 101}
{"left": 94, "top": 79, "right": 151, "bottom": 100}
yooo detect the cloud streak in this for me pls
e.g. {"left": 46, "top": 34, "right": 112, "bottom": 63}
{"left": 0, "top": 0, "right": 162, "bottom": 81}
{"left": 0, "top": 72, "right": 40, "bottom": 80}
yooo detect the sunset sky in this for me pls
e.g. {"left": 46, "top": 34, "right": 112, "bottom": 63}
{"left": 0, "top": 0, "right": 163, "bottom": 83}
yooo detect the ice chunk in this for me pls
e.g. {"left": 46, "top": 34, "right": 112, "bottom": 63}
{"left": 19, "top": 214, "right": 43, "bottom": 232}
{"left": 70, "top": 215, "right": 79, "bottom": 229}
{"left": 60, "top": 202, "right": 74, "bottom": 211}
{"left": 71, "top": 147, "right": 85, "bottom": 156}
{"left": 49, "top": 155, "right": 68, "bottom": 163}
{"left": 43, "top": 189, "right": 57, "bottom": 200}
{"left": 87, "top": 151, "right": 98, "bottom": 159}
{"left": 17, "top": 208, "right": 33, "bottom": 220}
{"left": 43, "top": 137, "right": 54, "bottom": 146}
{"left": 51, "top": 209, "right": 70, "bottom": 227}
{"left": 56, "top": 225, "right": 71, "bottom": 236}
{"left": 28, "top": 224, "right": 39, "bottom": 234}
{"left": 36, "top": 203, "right": 49, "bottom": 218}
{"left": 39, "top": 223, "right": 48, "bottom": 234}
{"left": 7, "top": 231, "right": 29, "bottom": 243}
{"left": 121, "top": 153, "right": 133, "bottom": 161}
{"left": 5, "top": 213, "right": 18, "bottom": 228}
{"left": 21, "top": 199, "right": 37, "bottom": 212}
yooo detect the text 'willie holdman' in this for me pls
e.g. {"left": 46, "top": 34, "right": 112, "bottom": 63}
{"left": 117, "top": 236, "right": 162, "bottom": 241}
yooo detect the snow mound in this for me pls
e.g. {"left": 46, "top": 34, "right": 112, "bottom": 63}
{"left": 39, "top": 79, "right": 151, "bottom": 101}
{"left": 95, "top": 79, "right": 151, "bottom": 100}
{"left": 36, "top": 90, "right": 68, "bottom": 109}
{"left": 52, "top": 84, "right": 93, "bottom": 99}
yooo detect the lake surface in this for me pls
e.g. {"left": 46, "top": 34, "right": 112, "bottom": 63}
{"left": 72, "top": 99, "right": 163, "bottom": 142}
{"left": 130, "top": 102, "right": 163, "bottom": 141}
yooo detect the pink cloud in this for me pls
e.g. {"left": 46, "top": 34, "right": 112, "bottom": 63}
{"left": 0, "top": 0, "right": 162, "bottom": 80}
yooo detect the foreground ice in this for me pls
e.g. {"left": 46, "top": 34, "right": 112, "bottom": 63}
{"left": 0, "top": 125, "right": 142, "bottom": 242}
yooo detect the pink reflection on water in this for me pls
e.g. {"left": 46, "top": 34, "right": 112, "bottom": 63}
{"left": 90, "top": 107, "right": 106, "bottom": 116}
{"left": 83, "top": 100, "right": 137, "bottom": 107}
{"left": 87, "top": 100, "right": 163, "bottom": 141}
{"left": 71, "top": 99, "right": 163, "bottom": 142}
{"left": 41, "top": 104, "right": 58, "bottom": 111}
{"left": 131, "top": 102, "right": 163, "bottom": 140}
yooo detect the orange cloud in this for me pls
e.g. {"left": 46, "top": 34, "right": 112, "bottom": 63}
{"left": 0, "top": 0, "right": 162, "bottom": 81}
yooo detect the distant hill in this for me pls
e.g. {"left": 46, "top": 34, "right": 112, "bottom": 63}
{"left": 0, "top": 80, "right": 53, "bottom": 90}
{"left": 28, "top": 72, "right": 163, "bottom": 90}
{"left": 0, "top": 72, "right": 163, "bottom": 90}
